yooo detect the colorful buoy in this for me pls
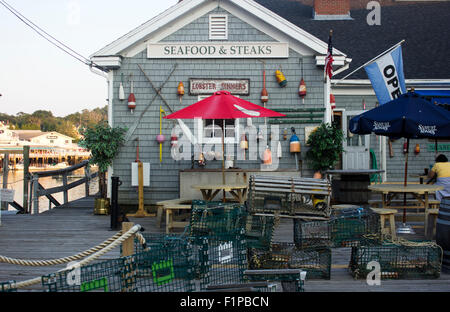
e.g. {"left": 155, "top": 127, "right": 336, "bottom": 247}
{"left": 299, "top": 78, "right": 307, "bottom": 103}
{"left": 275, "top": 70, "right": 287, "bottom": 88}
{"left": 290, "top": 132, "right": 301, "bottom": 153}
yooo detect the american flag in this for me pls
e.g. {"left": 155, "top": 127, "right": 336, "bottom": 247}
{"left": 324, "top": 30, "right": 334, "bottom": 80}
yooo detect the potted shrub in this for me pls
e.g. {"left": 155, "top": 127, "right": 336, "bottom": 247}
{"left": 305, "top": 123, "right": 344, "bottom": 178}
{"left": 79, "top": 123, "right": 126, "bottom": 214}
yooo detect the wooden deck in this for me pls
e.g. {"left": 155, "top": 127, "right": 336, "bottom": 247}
{"left": 0, "top": 196, "right": 449, "bottom": 292}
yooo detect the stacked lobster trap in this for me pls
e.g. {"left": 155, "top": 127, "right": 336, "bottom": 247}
{"left": 247, "top": 175, "right": 332, "bottom": 218}
{"left": 349, "top": 236, "right": 443, "bottom": 280}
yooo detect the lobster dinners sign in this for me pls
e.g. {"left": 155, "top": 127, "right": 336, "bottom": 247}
{"left": 147, "top": 42, "right": 289, "bottom": 59}
{"left": 189, "top": 79, "right": 250, "bottom": 95}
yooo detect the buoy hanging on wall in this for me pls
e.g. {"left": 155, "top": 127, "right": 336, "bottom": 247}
{"left": 119, "top": 73, "right": 125, "bottom": 101}
{"left": 415, "top": 143, "right": 420, "bottom": 154}
{"left": 299, "top": 78, "right": 307, "bottom": 104}
{"left": 290, "top": 129, "right": 301, "bottom": 153}
{"left": 275, "top": 69, "right": 287, "bottom": 88}
{"left": 171, "top": 134, "right": 178, "bottom": 147}
{"left": 128, "top": 75, "right": 136, "bottom": 113}
{"left": 263, "top": 145, "right": 272, "bottom": 165}
{"left": 177, "top": 82, "right": 185, "bottom": 105}
{"left": 240, "top": 134, "right": 248, "bottom": 160}
{"left": 261, "top": 70, "right": 269, "bottom": 104}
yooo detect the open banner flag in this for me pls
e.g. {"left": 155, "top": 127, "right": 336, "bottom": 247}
{"left": 364, "top": 45, "right": 407, "bottom": 105}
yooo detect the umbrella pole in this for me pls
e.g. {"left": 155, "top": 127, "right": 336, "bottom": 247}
{"left": 397, "top": 138, "right": 415, "bottom": 234}
{"left": 222, "top": 120, "right": 226, "bottom": 202}
{"left": 403, "top": 138, "right": 409, "bottom": 224}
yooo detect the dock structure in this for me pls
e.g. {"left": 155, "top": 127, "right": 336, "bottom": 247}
{"left": 0, "top": 197, "right": 449, "bottom": 292}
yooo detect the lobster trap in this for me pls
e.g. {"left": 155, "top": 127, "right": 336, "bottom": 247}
{"left": 349, "top": 238, "right": 443, "bottom": 280}
{"left": 244, "top": 269, "right": 306, "bottom": 292}
{"left": 248, "top": 243, "right": 332, "bottom": 280}
{"left": 197, "top": 233, "right": 248, "bottom": 290}
{"left": 0, "top": 280, "right": 17, "bottom": 292}
{"left": 247, "top": 175, "right": 332, "bottom": 218}
{"left": 42, "top": 257, "right": 138, "bottom": 292}
{"left": 131, "top": 241, "right": 195, "bottom": 292}
{"left": 293, "top": 207, "right": 381, "bottom": 248}
{"left": 43, "top": 237, "right": 195, "bottom": 292}
{"left": 243, "top": 213, "right": 276, "bottom": 250}
{"left": 187, "top": 202, "right": 246, "bottom": 241}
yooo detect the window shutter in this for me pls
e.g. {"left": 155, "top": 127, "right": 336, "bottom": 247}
{"left": 209, "top": 15, "right": 228, "bottom": 40}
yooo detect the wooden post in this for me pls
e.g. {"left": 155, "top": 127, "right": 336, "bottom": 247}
{"left": 62, "top": 172, "right": 68, "bottom": 204}
{"left": 138, "top": 162, "right": 144, "bottom": 211}
{"left": 126, "top": 162, "right": 152, "bottom": 218}
{"left": 85, "top": 164, "right": 90, "bottom": 197}
{"left": 121, "top": 222, "right": 134, "bottom": 257}
{"left": 23, "top": 146, "right": 30, "bottom": 213}
{"left": 32, "top": 175, "right": 39, "bottom": 214}
{"left": 2, "top": 153, "right": 9, "bottom": 211}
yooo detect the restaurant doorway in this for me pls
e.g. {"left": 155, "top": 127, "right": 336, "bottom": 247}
{"left": 341, "top": 110, "right": 370, "bottom": 170}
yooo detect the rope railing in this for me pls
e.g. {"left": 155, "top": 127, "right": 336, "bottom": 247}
{"left": 0, "top": 224, "right": 148, "bottom": 291}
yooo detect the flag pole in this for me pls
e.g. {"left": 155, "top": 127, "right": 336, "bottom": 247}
{"left": 333, "top": 39, "right": 406, "bottom": 85}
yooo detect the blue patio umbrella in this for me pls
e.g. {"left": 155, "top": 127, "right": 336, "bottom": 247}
{"left": 349, "top": 91, "right": 450, "bottom": 232}
{"left": 349, "top": 91, "right": 450, "bottom": 139}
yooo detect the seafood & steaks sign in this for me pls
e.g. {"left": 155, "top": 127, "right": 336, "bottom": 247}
{"left": 147, "top": 42, "right": 289, "bottom": 58}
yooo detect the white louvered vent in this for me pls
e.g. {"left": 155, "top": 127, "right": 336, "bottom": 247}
{"left": 209, "top": 14, "right": 228, "bottom": 40}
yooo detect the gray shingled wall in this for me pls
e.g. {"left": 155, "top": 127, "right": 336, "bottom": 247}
{"left": 111, "top": 7, "right": 327, "bottom": 205}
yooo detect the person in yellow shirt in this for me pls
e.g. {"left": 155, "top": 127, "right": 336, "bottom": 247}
{"left": 428, "top": 154, "right": 450, "bottom": 201}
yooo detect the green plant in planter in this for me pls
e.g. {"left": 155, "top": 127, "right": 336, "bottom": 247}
{"left": 79, "top": 123, "right": 127, "bottom": 199}
{"left": 305, "top": 123, "right": 344, "bottom": 175}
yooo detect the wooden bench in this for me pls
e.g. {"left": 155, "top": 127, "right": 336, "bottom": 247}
{"left": 155, "top": 198, "right": 192, "bottom": 233}
{"left": 368, "top": 199, "right": 440, "bottom": 209}
{"left": 247, "top": 175, "right": 332, "bottom": 219}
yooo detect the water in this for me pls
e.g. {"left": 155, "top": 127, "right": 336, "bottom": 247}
{"left": 0, "top": 168, "right": 99, "bottom": 214}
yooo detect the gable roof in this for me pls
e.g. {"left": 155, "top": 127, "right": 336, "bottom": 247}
{"left": 91, "top": 0, "right": 348, "bottom": 63}
{"left": 255, "top": 0, "right": 450, "bottom": 80}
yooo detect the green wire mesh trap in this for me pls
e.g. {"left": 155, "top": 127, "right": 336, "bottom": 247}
{"left": 131, "top": 242, "right": 195, "bottom": 292}
{"left": 293, "top": 208, "right": 381, "bottom": 248}
{"left": 42, "top": 238, "right": 195, "bottom": 292}
{"left": 349, "top": 237, "right": 442, "bottom": 280}
{"left": 0, "top": 280, "right": 17, "bottom": 292}
{"left": 244, "top": 269, "right": 306, "bottom": 292}
{"left": 187, "top": 202, "right": 246, "bottom": 241}
{"left": 243, "top": 213, "right": 276, "bottom": 250}
{"left": 248, "top": 242, "right": 332, "bottom": 280}
{"left": 41, "top": 257, "right": 137, "bottom": 292}
{"left": 198, "top": 233, "right": 248, "bottom": 290}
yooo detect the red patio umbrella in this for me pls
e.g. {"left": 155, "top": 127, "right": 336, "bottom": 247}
{"left": 164, "top": 90, "right": 285, "bottom": 197}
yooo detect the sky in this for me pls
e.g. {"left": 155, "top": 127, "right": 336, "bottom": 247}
{"left": 0, "top": 0, "right": 179, "bottom": 117}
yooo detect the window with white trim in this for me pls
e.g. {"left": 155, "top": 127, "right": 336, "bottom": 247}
{"left": 209, "top": 14, "right": 228, "bottom": 40}
{"left": 198, "top": 95, "right": 240, "bottom": 144}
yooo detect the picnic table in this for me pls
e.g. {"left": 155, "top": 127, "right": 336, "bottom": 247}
{"left": 368, "top": 184, "right": 443, "bottom": 233}
{"left": 191, "top": 183, "right": 248, "bottom": 204}
{"left": 368, "top": 184, "right": 443, "bottom": 209}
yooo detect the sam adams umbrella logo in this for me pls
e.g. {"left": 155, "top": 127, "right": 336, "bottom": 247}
{"left": 373, "top": 121, "right": 391, "bottom": 131}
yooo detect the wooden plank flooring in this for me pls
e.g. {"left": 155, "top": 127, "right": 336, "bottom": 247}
{"left": 0, "top": 196, "right": 449, "bottom": 292}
